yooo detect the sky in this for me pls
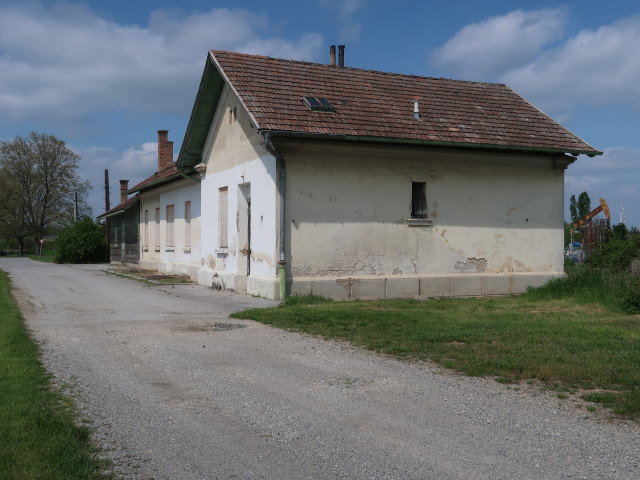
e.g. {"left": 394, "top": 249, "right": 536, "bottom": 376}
{"left": 1, "top": 0, "right": 639, "bottom": 226}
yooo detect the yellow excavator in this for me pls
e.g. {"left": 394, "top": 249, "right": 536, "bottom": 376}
{"left": 573, "top": 198, "right": 611, "bottom": 228}
{"left": 572, "top": 198, "right": 611, "bottom": 259}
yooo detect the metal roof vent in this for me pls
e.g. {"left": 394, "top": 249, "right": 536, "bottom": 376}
{"left": 303, "top": 96, "right": 335, "bottom": 112}
{"left": 413, "top": 99, "right": 421, "bottom": 121}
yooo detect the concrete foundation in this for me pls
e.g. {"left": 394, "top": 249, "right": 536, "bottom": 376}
{"left": 288, "top": 272, "right": 564, "bottom": 301}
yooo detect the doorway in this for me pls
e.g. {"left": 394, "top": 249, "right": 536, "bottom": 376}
{"left": 237, "top": 184, "right": 251, "bottom": 291}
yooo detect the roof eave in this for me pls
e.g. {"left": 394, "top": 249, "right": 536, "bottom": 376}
{"left": 259, "top": 130, "right": 603, "bottom": 157}
{"left": 96, "top": 199, "right": 139, "bottom": 221}
{"left": 177, "top": 52, "right": 263, "bottom": 169}
{"left": 127, "top": 172, "right": 183, "bottom": 195}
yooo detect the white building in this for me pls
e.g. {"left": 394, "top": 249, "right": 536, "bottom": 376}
{"left": 126, "top": 49, "right": 601, "bottom": 300}
{"left": 128, "top": 131, "right": 201, "bottom": 279}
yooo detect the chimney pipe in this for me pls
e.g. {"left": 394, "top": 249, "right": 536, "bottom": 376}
{"left": 157, "top": 130, "right": 173, "bottom": 171}
{"left": 338, "top": 45, "right": 345, "bottom": 67}
{"left": 329, "top": 45, "right": 336, "bottom": 66}
{"left": 119, "top": 179, "right": 129, "bottom": 203}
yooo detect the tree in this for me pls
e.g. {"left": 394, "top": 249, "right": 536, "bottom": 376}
{"left": 612, "top": 222, "right": 628, "bottom": 241}
{"left": 55, "top": 217, "right": 106, "bottom": 263}
{"left": 0, "top": 171, "right": 29, "bottom": 254}
{"left": 569, "top": 195, "right": 578, "bottom": 223}
{"left": 569, "top": 192, "right": 592, "bottom": 224}
{"left": 0, "top": 132, "right": 91, "bottom": 254}
{"left": 577, "top": 192, "right": 591, "bottom": 219}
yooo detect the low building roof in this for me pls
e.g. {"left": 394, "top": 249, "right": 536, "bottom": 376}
{"left": 96, "top": 195, "right": 139, "bottom": 220}
{"left": 127, "top": 163, "right": 185, "bottom": 194}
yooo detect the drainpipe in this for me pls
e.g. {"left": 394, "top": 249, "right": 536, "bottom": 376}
{"left": 263, "top": 132, "right": 287, "bottom": 301}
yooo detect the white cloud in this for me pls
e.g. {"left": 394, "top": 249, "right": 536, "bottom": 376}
{"left": 75, "top": 143, "right": 157, "bottom": 186}
{"left": 0, "top": 2, "right": 323, "bottom": 124}
{"left": 116, "top": 143, "right": 158, "bottom": 175}
{"left": 432, "top": 10, "right": 640, "bottom": 116}
{"left": 502, "top": 16, "right": 640, "bottom": 112}
{"left": 432, "top": 8, "right": 566, "bottom": 80}
{"left": 75, "top": 141, "right": 161, "bottom": 214}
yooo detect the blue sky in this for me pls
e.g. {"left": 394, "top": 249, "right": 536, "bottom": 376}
{"left": 1, "top": 0, "right": 639, "bottom": 226}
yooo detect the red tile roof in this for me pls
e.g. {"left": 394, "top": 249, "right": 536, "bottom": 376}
{"left": 211, "top": 50, "right": 600, "bottom": 155}
{"left": 128, "top": 163, "right": 182, "bottom": 193}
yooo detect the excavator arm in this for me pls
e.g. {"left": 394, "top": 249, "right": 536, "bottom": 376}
{"left": 573, "top": 198, "right": 610, "bottom": 228}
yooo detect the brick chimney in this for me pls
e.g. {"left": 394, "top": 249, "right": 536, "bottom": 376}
{"left": 119, "top": 180, "right": 129, "bottom": 203}
{"left": 157, "top": 130, "right": 173, "bottom": 171}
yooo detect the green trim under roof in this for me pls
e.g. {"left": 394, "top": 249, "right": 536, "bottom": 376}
{"left": 260, "top": 130, "right": 604, "bottom": 157}
{"left": 96, "top": 198, "right": 139, "bottom": 221}
{"left": 177, "top": 55, "right": 226, "bottom": 168}
{"left": 127, "top": 170, "right": 193, "bottom": 195}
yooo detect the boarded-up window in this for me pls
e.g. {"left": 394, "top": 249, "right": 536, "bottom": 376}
{"left": 184, "top": 201, "right": 191, "bottom": 248}
{"left": 166, "top": 204, "right": 175, "bottom": 247}
{"left": 143, "top": 210, "right": 149, "bottom": 248}
{"left": 219, "top": 187, "right": 228, "bottom": 248}
{"left": 154, "top": 207, "right": 160, "bottom": 249}
{"left": 411, "top": 182, "right": 427, "bottom": 218}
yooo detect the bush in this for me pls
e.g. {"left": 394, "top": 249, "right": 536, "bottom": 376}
{"left": 55, "top": 218, "right": 107, "bottom": 263}
{"left": 622, "top": 280, "right": 640, "bottom": 314}
{"left": 588, "top": 234, "right": 640, "bottom": 270}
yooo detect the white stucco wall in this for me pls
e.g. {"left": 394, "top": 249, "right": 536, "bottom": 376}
{"left": 277, "top": 139, "right": 568, "bottom": 299}
{"left": 197, "top": 87, "right": 278, "bottom": 298}
{"left": 138, "top": 179, "right": 201, "bottom": 277}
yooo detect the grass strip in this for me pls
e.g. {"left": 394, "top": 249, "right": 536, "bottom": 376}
{"left": 233, "top": 293, "right": 640, "bottom": 419}
{"left": 0, "top": 270, "right": 110, "bottom": 479}
{"left": 27, "top": 251, "right": 57, "bottom": 263}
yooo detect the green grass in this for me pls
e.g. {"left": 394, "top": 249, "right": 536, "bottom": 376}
{"left": 0, "top": 270, "right": 110, "bottom": 479}
{"left": 27, "top": 251, "right": 57, "bottom": 263}
{"left": 233, "top": 288, "right": 640, "bottom": 419}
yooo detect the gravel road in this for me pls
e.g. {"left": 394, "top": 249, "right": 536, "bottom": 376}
{"left": 2, "top": 257, "right": 639, "bottom": 479}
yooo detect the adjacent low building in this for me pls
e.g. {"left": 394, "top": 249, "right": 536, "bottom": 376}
{"left": 96, "top": 180, "right": 139, "bottom": 265}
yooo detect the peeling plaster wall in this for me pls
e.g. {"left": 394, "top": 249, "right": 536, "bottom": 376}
{"left": 198, "top": 88, "right": 278, "bottom": 298}
{"left": 138, "top": 179, "right": 201, "bottom": 278}
{"left": 280, "top": 140, "right": 565, "bottom": 280}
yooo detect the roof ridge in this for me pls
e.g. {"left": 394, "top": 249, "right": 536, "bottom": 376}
{"left": 209, "top": 49, "right": 506, "bottom": 88}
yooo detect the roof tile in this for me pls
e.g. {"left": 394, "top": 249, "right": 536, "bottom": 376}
{"left": 211, "top": 50, "right": 599, "bottom": 154}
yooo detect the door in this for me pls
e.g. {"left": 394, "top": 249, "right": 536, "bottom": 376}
{"left": 247, "top": 198, "right": 251, "bottom": 276}
{"left": 237, "top": 184, "right": 251, "bottom": 291}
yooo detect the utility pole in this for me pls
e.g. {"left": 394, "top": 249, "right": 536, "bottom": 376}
{"left": 104, "top": 169, "right": 110, "bottom": 212}
{"left": 74, "top": 191, "right": 78, "bottom": 222}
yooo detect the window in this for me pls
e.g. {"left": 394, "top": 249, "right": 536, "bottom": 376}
{"left": 154, "top": 208, "right": 160, "bottom": 250}
{"left": 303, "top": 96, "right": 334, "bottom": 112}
{"left": 143, "top": 210, "right": 149, "bottom": 249}
{"left": 166, "top": 204, "right": 175, "bottom": 248}
{"left": 218, "top": 187, "right": 228, "bottom": 248}
{"left": 184, "top": 201, "right": 191, "bottom": 249}
{"left": 411, "top": 182, "right": 427, "bottom": 219}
